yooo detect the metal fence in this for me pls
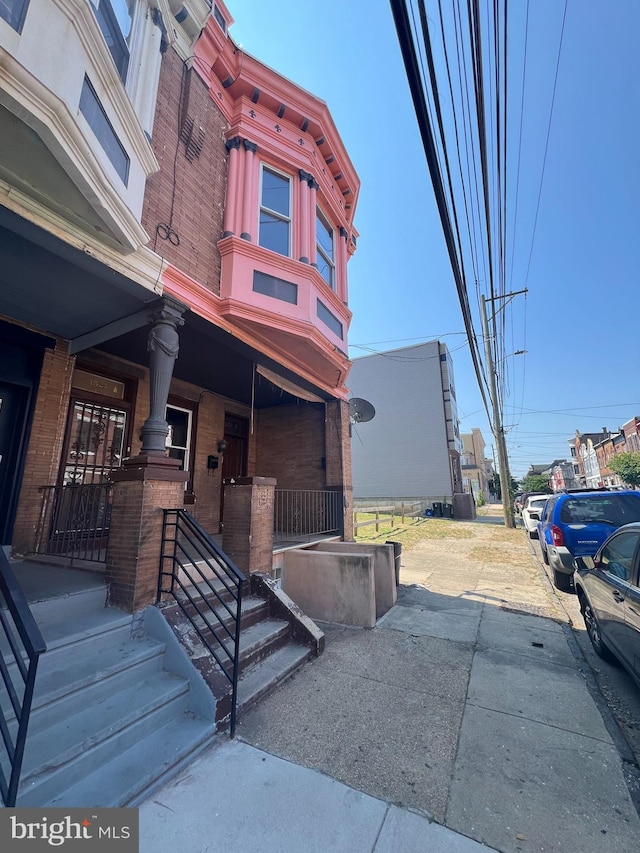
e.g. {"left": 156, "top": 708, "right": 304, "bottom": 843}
{"left": 34, "top": 483, "right": 112, "bottom": 563}
{"left": 274, "top": 489, "right": 341, "bottom": 543}
{"left": 0, "top": 550, "right": 47, "bottom": 806}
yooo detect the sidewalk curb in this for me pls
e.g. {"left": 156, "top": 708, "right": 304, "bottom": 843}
{"left": 526, "top": 537, "right": 640, "bottom": 817}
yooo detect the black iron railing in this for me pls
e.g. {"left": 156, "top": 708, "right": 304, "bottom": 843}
{"left": 0, "top": 550, "right": 47, "bottom": 806}
{"left": 159, "top": 510, "right": 246, "bottom": 736}
{"left": 274, "top": 489, "right": 342, "bottom": 543}
{"left": 35, "top": 483, "right": 112, "bottom": 563}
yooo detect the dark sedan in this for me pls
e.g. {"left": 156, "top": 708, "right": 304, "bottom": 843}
{"left": 573, "top": 522, "right": 640, "bottom": 686}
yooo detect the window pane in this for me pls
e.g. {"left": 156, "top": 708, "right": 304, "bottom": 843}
{"left": 262, "top": 169, "right": 290, "bottom": 216}
{"left": 259, "top": 212, "right": 290, "bottom": 256}
{"left": 0, "top": 0, "right": 29, "bottom": 31}
{"left": 316, "top": 211, "right": 334, "bottom": 259}
{"left": 166, "top": 408, "right": 189, "bottom": 448}
{"left": 601, "top": 532, "right": 640, "bottom": 581}
{"left": 318, "top": 256, "right": 334, "bottom": 289}
{"left": 79, "top": 77, "right": 130, "bottom": 184}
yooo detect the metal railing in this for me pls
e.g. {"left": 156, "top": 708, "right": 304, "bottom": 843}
{"left": 35, "top": 483, "right": 112, "bottom": 563}
{"left": 159, "top": 510, "right": 246, "bottom": 737}
{"left": 0, "top": 550, "right": 47, "bottom": 806}
{"left": 274, "top": 489, "right": 342, "bottom": 544}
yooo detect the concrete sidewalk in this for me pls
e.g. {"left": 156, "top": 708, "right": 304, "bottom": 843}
{"left": 139, "top": 739, "right": 493, "bottom": 852}
{"left": 140, "top": 518, "right": 640, "bottom": 851}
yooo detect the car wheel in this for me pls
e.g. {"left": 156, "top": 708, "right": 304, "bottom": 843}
{"left": 541, "top": 543, "right": 549, "bottom": 564}
{"left": 552, "top": 567, "right": 573, "bottom": 593}
{"left": 582, "top": 601, "right": 616, "bottom": 663}
{"left": 528, "top": 529, "right": 537, "bottom": 539}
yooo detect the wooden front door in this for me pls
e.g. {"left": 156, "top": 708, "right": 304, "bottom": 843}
{"left": 219, "top": 414, "right": 249, "bottom": 531}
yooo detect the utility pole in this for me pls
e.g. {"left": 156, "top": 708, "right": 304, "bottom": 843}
{"left": 480, "top": 291, "right": 526, "bottom": 529}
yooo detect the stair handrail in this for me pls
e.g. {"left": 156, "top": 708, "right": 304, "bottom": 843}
{"left": 159, "top": 510, "right": 246, "bottom": 736}
{"left": 0, "top": 550, "right": 47, "bottom": 806}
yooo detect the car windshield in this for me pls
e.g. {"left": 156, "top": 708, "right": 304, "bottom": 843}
{"left": 559, "top": 494, "right": 640, "bottom": 526}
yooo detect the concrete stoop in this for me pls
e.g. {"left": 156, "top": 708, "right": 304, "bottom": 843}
{"left": 159, "top": 572, "right": 324, "bottom": 730}
{"left": 3, "top": 590, "right": 216, "bottom": 808}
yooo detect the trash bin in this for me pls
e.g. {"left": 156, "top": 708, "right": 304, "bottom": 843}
{"left": 442, "top": 503, "right": 453, "bottom": 518}
{"left": 432, "top": 502, "right": 442, "bottom": 517}
{"left": 386, "top": 540, "right": 402, "bottom": 586}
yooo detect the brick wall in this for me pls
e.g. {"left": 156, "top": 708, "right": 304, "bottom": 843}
{"left": 106, "top": 472, "right": 186, "bottom": 611}
{"left": 221, "top": 478, "right": 275, "bottom": 574}
{"left": 255, "top": 404, "right": 326, "bottom": 490}
{"left": 12, "top": 341, "right": 74, "bottom": 554}
{"left": 325, "top": 399, "right": 353, "bottom": 539}
{"left": 142, "top": 49, "right": 228, "bottom": 294}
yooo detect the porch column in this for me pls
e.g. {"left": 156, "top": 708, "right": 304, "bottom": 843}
{"left": 222, "top": 477, "right": 275, "bottom": 574}
{"left": 298, "top": 170, "right": 312, "bottom": 263}
{"left": 308, "top": 177, "right": 319, "bottom": 267}
{"left": 240, "top": 140, "right": 257, "bottom": 241}
{"left": 338, "top": 227, "right": 349, "bottom": 301}
{"left": 140, "top": 297, "right": 187, "bottom": 455}
{"left": 325, "top": 399, "right": 353, "bottom": 540}
{"left": 106, "top": 297, "right": 188, "bottom": 611}
{"left": 223, "top": 136, "right": 241, "bottom": 237}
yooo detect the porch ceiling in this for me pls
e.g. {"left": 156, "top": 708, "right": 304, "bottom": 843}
{"left": 0, "top": 207, "right": 155, "bottom": 340}
{"left": 97, "top": 310, "right": 333, "bottom": 409}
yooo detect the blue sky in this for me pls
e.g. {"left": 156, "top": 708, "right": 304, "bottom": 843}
{"left": 230, "top": 1, "right": 640, "bottom": 478}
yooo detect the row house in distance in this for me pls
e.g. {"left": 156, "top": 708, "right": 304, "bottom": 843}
{"left": 1, "top": 0, "right": 360, "bottom": 612}
{"left": 460, "top": 428, "right": 491, "bottom": 503}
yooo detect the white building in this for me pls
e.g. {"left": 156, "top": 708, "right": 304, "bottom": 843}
{"left": 348, "top": 341, "right": 463, "bottom": 506}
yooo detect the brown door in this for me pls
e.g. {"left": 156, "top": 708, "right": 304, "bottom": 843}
{"left": 219, "top": 414, "right": 248, "bottom": 531}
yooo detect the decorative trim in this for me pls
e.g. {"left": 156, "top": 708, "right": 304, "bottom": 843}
{"left": 277, "top": 104, "right": 286, "bottom": 118}
{"left": 225, "top": 135, "right": 241, "bottom": 151}
{"left": 243, "top": 139, "right": 258, "bottom": 153}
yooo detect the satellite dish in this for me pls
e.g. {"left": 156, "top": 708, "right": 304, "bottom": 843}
{"left": 349, "top": 398, "right": 375, "bottom": 424}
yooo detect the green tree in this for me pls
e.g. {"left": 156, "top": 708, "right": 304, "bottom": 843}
{"left": 609, "top": 451, "right": 640, "bottom": 488}
{"left": 520, "top": 474, "right": 552, "bottom": 494}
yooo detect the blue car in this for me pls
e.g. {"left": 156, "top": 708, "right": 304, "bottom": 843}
{"left": 537, "top": 490, "right": 640, "bottom": 592}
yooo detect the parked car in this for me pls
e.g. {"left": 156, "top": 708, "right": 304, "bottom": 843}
{"left": 537, "top": 490, "right": 640, "bottom": 592}
{"left": 573, "top": 523, "right": 640, "bottom": 686}
{"left": 521, "top": 495, "right": 549, "bottom": 538}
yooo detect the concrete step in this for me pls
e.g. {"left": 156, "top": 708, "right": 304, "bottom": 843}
{"left": 37, "top": 714, "right": 216, "bottom": 808}
{"left": 178, "top": 593, "right": 267, "bottom": 634}
{"left": 18, "top": 670, "right": 193, "bottom": 807}
{"left": 7, "top": 636, "right": 167, "bottom": 733}
{"left": 236, "top": 643, "right": 313, "bottom": 715}
{"left": 193, "top": 615, "right": 290, "bottom": 674}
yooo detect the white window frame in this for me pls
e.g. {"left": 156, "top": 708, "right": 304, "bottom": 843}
{"left": 165, "top": 402, "right": 193, "bottom": 490}
{"left": 258, "top": 163, "right": 292, "bottom": 258}
{"left": 316, "top": 206, "right": 335, "bottom": 290}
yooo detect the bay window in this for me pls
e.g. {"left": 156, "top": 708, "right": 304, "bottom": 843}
{"left": 259, "top": 165, "right": 291, "bottom": 257}
{"left": 316, "top": 207, "right": 335, "bottom": 290}
{"left": 91, "top": 0, "right": 134, "bottom": 82}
